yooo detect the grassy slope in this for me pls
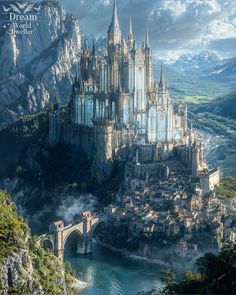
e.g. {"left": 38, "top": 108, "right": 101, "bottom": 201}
{"left": 195, "top": 92, "right": 236, "bottom": 120}
{"left": 189, "top": 92, "right": 236, "bottom": 172}
{"left": 153, "top": 63, "right": 233, "bottom": 104}
{"left": 215, "top": 178, "right": 236, "bottom": 200}
{"left": 0, "top": 190, "right": 28, "bottom": 260}
{"left": 0, "top": 190, "right": 74, "bottom": 294}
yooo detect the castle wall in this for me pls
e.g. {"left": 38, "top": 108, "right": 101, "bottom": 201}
{"left": 199, "top": 168, "right": 220, "bottom": 193}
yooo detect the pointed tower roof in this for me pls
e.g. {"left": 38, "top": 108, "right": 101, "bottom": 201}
{"left": 159, "top": 65, "right": 165, "bottom": 86}
{"left": 92, "top": 41, "right": 95, "bottom": 55}
{"left": 109, "top": 0, "right": 120, "bottom": 33}
{"left": 129, "top": 17, "right": 133, "bottom": 36}
{"left": 145, "top": 26, "right": 149, "bottom": 46}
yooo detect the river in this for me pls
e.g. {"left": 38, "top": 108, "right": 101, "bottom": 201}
{"left": 66, "top": 243, "right": 166, "bottom": 295}
{"left": 204, "top": 133, "right": 236, "bottom": 177}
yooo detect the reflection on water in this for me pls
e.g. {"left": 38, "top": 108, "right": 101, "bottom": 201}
{"left": 66, "top": 243, "right": 164, "bottom": 295}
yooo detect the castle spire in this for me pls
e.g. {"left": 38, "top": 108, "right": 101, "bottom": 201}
{"left": 127, "top": 17, "right": 135, "bottom": 48}
{"left": 129, "top": 17, "right": 133, "bottom": 37}
{"left": 159, "top": 65, "right": 165, "bottom": 86}
{"left": 109, "top": 0, "right": 120, "bottom": 33}
{"left": 145, "top": 26, "right": 149, "bottom": 47}
{"left": 92, "top": 41, "right": 95, "bottom": 56}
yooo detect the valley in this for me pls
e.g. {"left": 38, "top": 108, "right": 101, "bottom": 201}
{"left": 0, "top": 1, "right": 236, "bottom": 295}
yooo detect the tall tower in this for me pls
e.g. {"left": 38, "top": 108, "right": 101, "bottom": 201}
{"left": 127, "top": 18, "right": 135, "bottom": 49}
{"left": 89, "top": 41, "right": 97, "bottom": 81}
{"left": 81, "top": 38, "right": 89, "bottom": 81}
{"left": 108, "top": 0, "right": 121, "bottom": 49}
{"left": 191, "top": 140, "right": 200, "bottom": 177}
{"left": 107, "top": 0, "right": 121, "bottom": 91}
{"left": 144, "top": 27, "right": 152, "bottom": 91}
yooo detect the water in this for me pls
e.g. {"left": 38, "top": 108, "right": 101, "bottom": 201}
{"left": 65, "top": 132, "right": 236, "bottom": 295}
{"left": 204, "top": 134, "right": 236, "bottom": 176}
{"left": 66, "top": 243, "right": 165, "bottom": 295}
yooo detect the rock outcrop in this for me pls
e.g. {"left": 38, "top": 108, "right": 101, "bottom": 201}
{"left": 0, "top": 249, "right": 43, "bottom": 295}
{"left": 0, "top": 1, "right": 81, "bottom": 128}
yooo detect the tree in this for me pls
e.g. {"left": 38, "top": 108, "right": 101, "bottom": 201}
{"left": 161, "top": 269, "right": 176, "bottom": 285}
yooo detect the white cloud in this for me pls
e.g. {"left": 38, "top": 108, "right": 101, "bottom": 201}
{"left": 99, "top": 0, "right": 110, "bottom": 6}
{"left": 162, "top": 0, "right": 187, "bottom": 19}
{"left": 205, "top": 19, "right": 236, "bottom": 41}
{"left": 59, "top": 0, "right": 236, "bottom": 59}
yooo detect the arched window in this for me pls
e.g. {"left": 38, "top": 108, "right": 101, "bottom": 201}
{"left": 142, "top": 112, "right": 146, "bottom": 134}
{"left": 84, "top": 95, "right": 93, "bottom": 126}
{"left": 123, "top": 99, "right": 129, "bottom": 124}
{"left": 157, "top": 111, "right": 166, "bottom": 141}
{"left": 148, "top": 107, "right": 157, "bottom": 142}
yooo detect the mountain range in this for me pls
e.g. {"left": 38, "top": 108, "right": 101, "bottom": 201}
{"left": 0, "top": 1, "right": 235, "bottom": 128}
{"left": 174, "top": 51, "right": 221, "bottom": 71}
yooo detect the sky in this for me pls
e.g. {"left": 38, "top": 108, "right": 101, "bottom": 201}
{"left": 59, "top": 0, "right": 236, "bottom": 60}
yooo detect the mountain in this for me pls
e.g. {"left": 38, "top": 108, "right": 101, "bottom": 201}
{"left": 174, "top": 51, "right": 220, "bottom": 71}
{"left": 82, "top": 33, "right": 106, "bottom": 57}
{"left": 196, "top": 91, "right": 236, "bottom": 120}
{"left": 0, "top": 1, "right": 81, "bottom": 128}
{"left": 205, "top": 57, "right": 236, "bottom": 82}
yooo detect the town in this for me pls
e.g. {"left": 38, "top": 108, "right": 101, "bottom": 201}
{"left": 45, "top": 0, "right": 235, "bottom": 267}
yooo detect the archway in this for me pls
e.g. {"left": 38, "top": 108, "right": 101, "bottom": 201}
{"left": 64, "top": 230, "right": 84, "bottom": 257}
{"left": 157, "top": 110, "right": 166, "bottom": 141}
{"left": 42, "top": 238, "right": 54, "bottom": 252}
{"left": 90, "top": 221, "right": 109, "bottom": 246}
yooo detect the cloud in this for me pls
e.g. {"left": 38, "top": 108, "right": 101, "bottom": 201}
{"left": 59, "top": 0, "right": 236, "bottom": 59}
{"left": 205, "top": 20, "right": 236, "bottom": 41}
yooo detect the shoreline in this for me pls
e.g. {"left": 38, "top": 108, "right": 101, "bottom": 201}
{"left": 71, "top": 277, "right": 91, "bottom": 292}
{"left": 96, "top": 241, "right": 186, "bottom": 269}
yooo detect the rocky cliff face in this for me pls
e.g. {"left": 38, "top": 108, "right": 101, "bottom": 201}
{"left": 0, "top": 190, "right": 74, "bottom": 294}
{"left": 0, "top": 249, "right": 43, "bottom": 294}
{"left": 0, "top": 1, "right": 81, "bottom": 128}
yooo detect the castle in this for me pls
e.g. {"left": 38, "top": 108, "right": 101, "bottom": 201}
{"left": 48, "top": 1, "right": 218, "bottom": 186}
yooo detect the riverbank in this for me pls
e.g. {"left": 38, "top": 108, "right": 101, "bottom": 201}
{"left": 128, "top": 254, "right": 182, "bottom": 269}
{"left": 96, "top": 241, "right": 186, "bottom": 270}
{"left": 71, "top": 277, "right": 91, "bottom": 292}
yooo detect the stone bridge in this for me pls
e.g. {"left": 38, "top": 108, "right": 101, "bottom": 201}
{"left": 40, "top": 207, "right": 115, "bottom": 260}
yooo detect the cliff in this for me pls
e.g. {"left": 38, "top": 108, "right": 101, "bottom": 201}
{"left": 0, "top": 1, "right": 81, "bottom": 128}
{"left": 0, "top": 190, "right": 74, "bottom": 294}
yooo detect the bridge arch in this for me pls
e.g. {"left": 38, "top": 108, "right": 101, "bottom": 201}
{"left": 41, "top": 236, "right": 54, "bottom": 251}
{"left": 63, "top": 229, "right": 84, "bottom": 256}
{"left": 89, "top": 217, "right": 109, "bottom": 242}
